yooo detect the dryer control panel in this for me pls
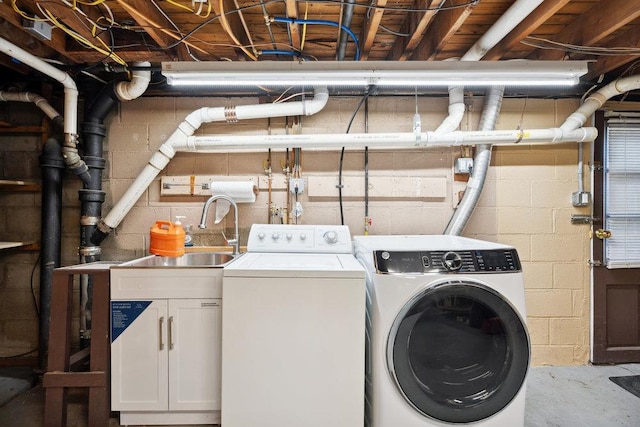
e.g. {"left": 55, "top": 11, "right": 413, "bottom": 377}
{"left": 374, "top": 249, "right": 521, "bottom": 274}
{"left": 246, "top": 224, "right": 353, "bottom": 253}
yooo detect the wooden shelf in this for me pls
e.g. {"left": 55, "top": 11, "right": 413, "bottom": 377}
{"left": 0, "top": 124, "right": 48, "bottom": 134}
{"left": 0, "top": 179, "right": 41, "bottom": 192}
{"left": 0, "top": 241, "right": 39, "bottom": 252}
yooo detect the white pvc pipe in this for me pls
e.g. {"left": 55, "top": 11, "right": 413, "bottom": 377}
{"left": 185, "top": 127, "right": 597, "bottom": 151}
{"left": 435, "top": 86, "right": 465, "bottom": 134}
{"left": 115, "top": 61, "right": 152, "bottom": 101}
{"left": 0, "top": 37, "right": 88, "bottom": 179}
{"left": 561, "top": 74, "right": 640, "bottom": 131}
{"left": 461, "top": 0, "right": 544, "bottom": 61}
{"left": 99, "top": 88, "right": 329, "bottom": 230}
{"left": 0, "top": 37, "right": 78, "bottom": 136}
{"left": 0, "top": 91, "right": 61, "bottom": 121}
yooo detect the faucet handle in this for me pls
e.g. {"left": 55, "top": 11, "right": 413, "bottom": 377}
{"left": 221, "top": 230, "right": 237, "bottom": 246}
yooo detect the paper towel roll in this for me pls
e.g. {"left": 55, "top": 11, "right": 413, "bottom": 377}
{"left": 209, "top": 181, "right": 257, "bottom": 223}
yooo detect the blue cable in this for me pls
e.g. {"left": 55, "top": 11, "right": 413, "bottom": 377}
{"left": 260, "top": 49, "right": 301, "bottom": 57}
{"left": 271, "top": 16, "right": 360, "bottom": 61}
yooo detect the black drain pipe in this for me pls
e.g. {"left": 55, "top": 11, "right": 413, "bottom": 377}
{"left": 38, "top": 138, "right": 65, "bottom": 370}
{"left": 77, "top": 85, "right": 118, "bottom": 347}
{"left": 78, "top": 63, "right": 151, "bottom": 346}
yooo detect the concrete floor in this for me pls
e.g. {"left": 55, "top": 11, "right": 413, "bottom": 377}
{"left": 0, "top": 364, "right": 638, "bottom": 426}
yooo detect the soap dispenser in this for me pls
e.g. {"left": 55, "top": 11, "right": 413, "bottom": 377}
{"left": 175, "top": 216, "right": 194, "bottom": 247}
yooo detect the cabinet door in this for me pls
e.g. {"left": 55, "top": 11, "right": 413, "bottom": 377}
{"left": 111, "top": 299, "right": 169, "bottom": 411}
{"left": 168, "top": 299, "right": 222, "bottom": 411}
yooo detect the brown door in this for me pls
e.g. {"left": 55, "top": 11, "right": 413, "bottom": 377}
{"left": 592, "top": 111, "right": 640, "bottom": 364}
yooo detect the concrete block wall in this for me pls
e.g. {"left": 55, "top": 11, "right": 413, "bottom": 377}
{"left": 0, "top": 93, "right": 590, "bottom": 365}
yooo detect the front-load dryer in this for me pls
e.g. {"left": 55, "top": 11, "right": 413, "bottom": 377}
{"left": 353, "top": 235, "right": 530, "bottom": 427}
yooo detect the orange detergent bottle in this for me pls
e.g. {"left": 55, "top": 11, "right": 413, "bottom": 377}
{"left": 149, "top": 219, "right": 185, "bottom": 257}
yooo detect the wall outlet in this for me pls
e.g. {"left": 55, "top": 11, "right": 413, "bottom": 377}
{"left": 289, "top": 178, "right": 304, "bottom": 194}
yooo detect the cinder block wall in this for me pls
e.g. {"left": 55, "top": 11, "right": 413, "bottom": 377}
{"left": 0, "top": 94, "right": 590, "bottom": 366}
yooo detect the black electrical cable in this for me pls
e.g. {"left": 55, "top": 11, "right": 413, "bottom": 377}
{"left": 31, "top": 252, "right": 41, "bottom": 317}
{"left": 339, "top": 88, "right": 373, "bottom": 225}
{"left": 163, "top": 0, "right": 481, "bottom": 50}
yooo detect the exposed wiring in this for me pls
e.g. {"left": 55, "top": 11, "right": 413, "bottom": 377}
{"left": 379, "top": 23, "right": 410, "bottom": 37}
{"left": 271, "top": 16, "right": 360, "bottom": 60}
{"left": 302, "top": 0, "right": 481, "bottom": 12}
{"left": 30, "top": 252, "right": 41, "bottom": 317}
{"left": 219, "top": 0, "right": 258, "bottom": 60}
{"left": 151, "top": 0, "right": 200, "bottom": 61}
{"left": 522, "top": 36, "right": 640, "bottom": 56}
{"left": 301, "top": 1, "right": 309, "bottom": 51}
{"left": 339, "top": 89, "right": 373, "bottom": 225}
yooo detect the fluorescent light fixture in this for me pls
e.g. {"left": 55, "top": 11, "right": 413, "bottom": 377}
{"left": 162, "top": 60, "right": 589, "bottom": 87}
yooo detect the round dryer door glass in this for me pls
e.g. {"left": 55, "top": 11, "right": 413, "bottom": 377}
{"left": 388, "top": 281, "right": 530, "bottom": 424}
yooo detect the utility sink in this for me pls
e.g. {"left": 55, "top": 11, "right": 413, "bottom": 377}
{"left": 119, "top": 252, "right": 239, "bottom": 268}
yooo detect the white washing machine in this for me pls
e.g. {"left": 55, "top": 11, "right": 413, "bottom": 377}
{"left": 221, "top": 224, "right": 366, "bottom": 427}
{"left": 353, "top": 235, "right": 530, "bottom": 427}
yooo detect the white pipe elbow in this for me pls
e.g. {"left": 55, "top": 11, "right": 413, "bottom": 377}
{"left": 115, "top": 61, "right": 151, "bottom": 101}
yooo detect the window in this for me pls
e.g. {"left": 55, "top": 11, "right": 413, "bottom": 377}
{"left": 604, "top": 116, "right": 640, "bottom": 268}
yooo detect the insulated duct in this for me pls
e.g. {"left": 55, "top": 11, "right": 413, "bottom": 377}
{"left": 91, "top": 87, "right": 330, "bottom": 244}
{"left": 445, "top": 86, "right": 504, "bottom": 235}
{"left": 444, "top": 0, "right": 544, "bottom": 235}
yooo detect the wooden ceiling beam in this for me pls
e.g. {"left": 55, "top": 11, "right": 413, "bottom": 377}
{"left": 116, "top": 0, "right": 195, "bottom": 61}
{"left": 411, "top": 0, "right": 475, "bottom": 60}
{"left": 21, "top": 0, "right": 110, "bottom": 48}
{"left": 359, "top": 0, "right": 387, "bottom": 61}
{"left": 0, "top": 1, "right": 76, "bottom": 65}
{"left": 212, "top": 0, "right": 257, "bottom": 60}
{"left": 585, "top": 26, "right": 640, "bottom": 81}
{"left": 531, "top": 0, "right": 640, "bottom": 60}
{"left": 483, "top": 0, "right": 571, "bottom": 60}
{"left": 285, "top": 0, "right": 301, "bottom": 51}
{"left": 387, "top": 0, "right": 443, "bottom": 61}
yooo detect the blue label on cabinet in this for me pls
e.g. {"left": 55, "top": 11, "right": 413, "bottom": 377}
{"left": 110, "top": 301, "right": 152, "bottom": 342}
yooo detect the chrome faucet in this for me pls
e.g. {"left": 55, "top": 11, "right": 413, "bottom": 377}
{"left": 199, "top": 194, "right": 240, "bottom": 255}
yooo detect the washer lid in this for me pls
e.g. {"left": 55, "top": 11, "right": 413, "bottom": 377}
{"left": 223, "top": 252, "right": 365, "bottom": 278}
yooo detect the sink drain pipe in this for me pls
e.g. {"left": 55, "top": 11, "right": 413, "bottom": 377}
{"left": 91, "top": 87, "right": 329, "bottom": 245}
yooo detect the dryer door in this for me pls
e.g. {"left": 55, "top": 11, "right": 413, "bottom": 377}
{"left": 388, "top": 280, "right": 530, "bottom": 424}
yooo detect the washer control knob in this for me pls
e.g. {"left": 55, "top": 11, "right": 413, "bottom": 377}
{"left": 442, "top": 251, "right": 463, "bottom": 271}
{"left": 300, "top": 233, "right": 307, "bottom": 241}
{"left": 323, "top": 230, "right": 338, "bottom": 244}
{"left": 271, "top": 232, "right": 281, "bottom": 241}
{"left": 286, "top": 233, "right": 293, "bottom": 241}
{"left": 258, "top": 232, "right": 265, "bottom": 240}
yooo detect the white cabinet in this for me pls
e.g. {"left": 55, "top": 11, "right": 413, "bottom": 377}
{"left": 110, "top": 265, "right": 223, "bottom": 425}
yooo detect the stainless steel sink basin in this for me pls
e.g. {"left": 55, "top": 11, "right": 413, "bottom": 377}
{"left": 120, "top": 252, "right": 239, "bottom": 268}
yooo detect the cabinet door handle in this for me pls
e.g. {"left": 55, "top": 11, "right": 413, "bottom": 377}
{"left": 168, "top": 316, "right": 174, "bottom": 350}
{"left": 159, "top": 316, "right": 165, "bottom": 351}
